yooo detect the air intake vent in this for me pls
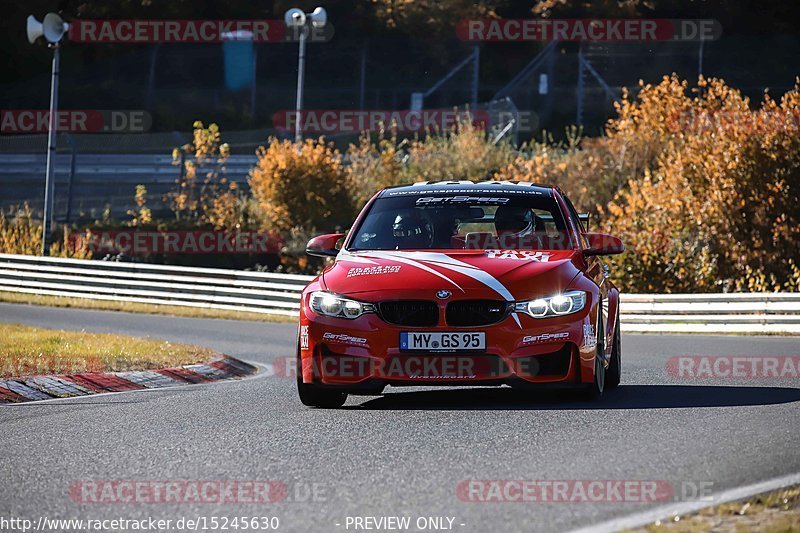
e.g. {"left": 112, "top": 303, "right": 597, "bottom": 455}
{"left": 378, "top": 300, "right": 439, "bottom": 327}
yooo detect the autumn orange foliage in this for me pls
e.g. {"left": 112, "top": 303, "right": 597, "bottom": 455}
{"left": 248, "top": 137, "right": 353, "bottom": 232}
{"left": 600, "top": 76, "right": 800, "bottom": 292}
{"left": 130, "top": 76, "right": 800, "bottom": 292}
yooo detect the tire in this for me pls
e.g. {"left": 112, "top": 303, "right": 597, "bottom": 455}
{"left": 296, "top": 351, "right": 347, "bottom": 408}
{"left": 582, "top": 308, "right": 606, "bottom": 400}
{"left": 606, "top": 312, "right": 621, "bottom": 389}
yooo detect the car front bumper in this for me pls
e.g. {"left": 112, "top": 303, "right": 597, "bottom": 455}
{"left": 299, "top": 307, "right": 599, "bottom": 389}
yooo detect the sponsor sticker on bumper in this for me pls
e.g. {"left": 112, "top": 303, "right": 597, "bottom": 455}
{"left": 522, "top": 332, "right": 569, "bottom": 344}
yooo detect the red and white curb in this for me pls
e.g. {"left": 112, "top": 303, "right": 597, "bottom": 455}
{"left": 0, "top": 356, "right": 257, "bottom": 403}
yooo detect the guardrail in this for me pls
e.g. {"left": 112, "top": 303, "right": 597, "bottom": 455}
{"left": 0, "top": 253, "right": 311, "bottom": 317}
{"left": 619, "top": 293, "right": 800, "bottom": 334}
{"left": 1, "top": 254, "right": 798, "bottom": 334}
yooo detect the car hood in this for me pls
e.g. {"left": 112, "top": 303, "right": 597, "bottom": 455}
{"left": 322, "top": 249, "right": 583, "bottom": 301}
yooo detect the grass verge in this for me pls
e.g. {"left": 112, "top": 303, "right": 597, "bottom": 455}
{"left": 632, "top": 484, "right": 800, "bottom": 532}
{"left": 0, "top": 322, "right": 216, "bottom": 378}
{"left": 0, "top": 291, "right": 295, "bottom": 323}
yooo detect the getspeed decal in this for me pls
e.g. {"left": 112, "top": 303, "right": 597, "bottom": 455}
{"left": 322, "top": 332, "right": 368, "bottom": 346}
{"left": 522, "top": 332, "right": 569, "bottom": 344}
{"left": 416, "top": 196, "right": 510, "bottom": 205}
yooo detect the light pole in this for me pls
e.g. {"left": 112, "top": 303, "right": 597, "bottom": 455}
{"left": 27, "top": 13, "right": 69, "bottom": 256}
{"left": 284, "top": 7, "right": 327, "bottom": 144}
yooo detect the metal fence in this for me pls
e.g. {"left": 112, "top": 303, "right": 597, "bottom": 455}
{"left": 0, "top": 253, "right": 309, "bottom": 317}
{"left": 620, "top": 293, "right": 800, "bottom": 334}
{"left": 0, "top": 97, "right": 518, "bottom": 224}
{"left": 1, "top": 253, "right": 798, "bottom": 334}
{"left": 0, "top": 153, "right": 258, "bottom": 223}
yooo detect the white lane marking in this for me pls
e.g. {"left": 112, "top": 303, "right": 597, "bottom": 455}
{"left": 567, "top": 471, "right": 800, "bottom": 533}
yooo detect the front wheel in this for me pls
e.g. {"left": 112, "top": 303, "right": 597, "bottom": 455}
{"left": 583, "top": 353, "right": 605, "bottom": 400}
{"left": 296, "top": 352, "right": 347, "bottom": 408}
{"left": 606, "top": 313, "right": 621, "bottom": 389}
{"left": 582, "top": 309, "right": 606, "bottom": 400}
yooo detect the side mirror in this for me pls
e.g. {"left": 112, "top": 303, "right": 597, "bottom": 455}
{"left": 578, "top": 213, "right": 591, "bottom": 231}
{"left": 306, "top": 233, "right": 345, "bottom": 258}
{"left": 583, "top": 233, "right": 624, "bottom": 256}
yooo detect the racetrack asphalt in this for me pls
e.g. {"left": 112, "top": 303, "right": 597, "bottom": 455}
{"left": 1, "top": 302, "right": 799, "bottom": 532}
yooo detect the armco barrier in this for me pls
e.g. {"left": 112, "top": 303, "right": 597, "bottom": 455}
{"left": 0, "top": 253, "right": 312, "bottom": 317}
{"left": 619, "top": 293, "right": 800, "bottom": 334}
{"left": 0, "top": 254, "right": 798, "bottom": 334}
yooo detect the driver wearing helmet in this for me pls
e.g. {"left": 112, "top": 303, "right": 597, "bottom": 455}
{"left": 494, "top": 205, "right": 541, "bottom": 249}
{"left": 392, "top": 209, "right": 433, "bottom": 249}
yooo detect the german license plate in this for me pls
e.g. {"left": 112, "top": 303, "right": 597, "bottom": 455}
{"left": 400, "top": 332, "right": 486, "bottom": 352}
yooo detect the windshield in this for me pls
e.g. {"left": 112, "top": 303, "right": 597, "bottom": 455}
{"left": 348, "top": 191, "right": 573, "bottom": 251}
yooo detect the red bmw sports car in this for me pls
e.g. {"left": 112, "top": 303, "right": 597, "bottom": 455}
{"left": 296, "top": 181, "right": 624, "bottom": 407}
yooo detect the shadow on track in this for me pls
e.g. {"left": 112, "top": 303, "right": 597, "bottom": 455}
{"left": 346, "top": 385, "right": 800, "bottom": 410}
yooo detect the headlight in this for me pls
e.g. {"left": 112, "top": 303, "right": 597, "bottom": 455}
{"left": 309, "top": 291, "right": 375, "bottom": 319}
{"left": 514, "top": 291, "right": 586, "bottom": 318}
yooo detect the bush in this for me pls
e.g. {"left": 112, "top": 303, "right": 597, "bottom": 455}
{"left": 346, "top": 131, "right": 404, "bottom": 209}
{"left": 401, "top": 118, "right": 514, "bottom": 183}
{"left": 105, "top": 82, "right": 800, "bottom": 293}
{"left": 601, "top": 76, "right": 800, "bottom": 292}
{"left": 127, "top": 184, "right": 152, "bottom": 227}
{"left": 0, "top": 205, "right": 92, "bottom": 258}
{"left": 346, "top": 117, "right": 516, "bottom": 209}
{"left": 494, "top": 127, "right": 612, "bottom": 210}
{"left": 249, "top": 137, "right": 353, "bottom": 233}
{"left": 492, "top": 75, "right": 799, "bottom": 292}
{"left": 168, "top": 121, "right": 250, "bottom": 230}
{"left": 494, "top": 75, "right": 684, "bottom": 214}
{"left": 0, "top": 205, "right": 41, "bottom": 256}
